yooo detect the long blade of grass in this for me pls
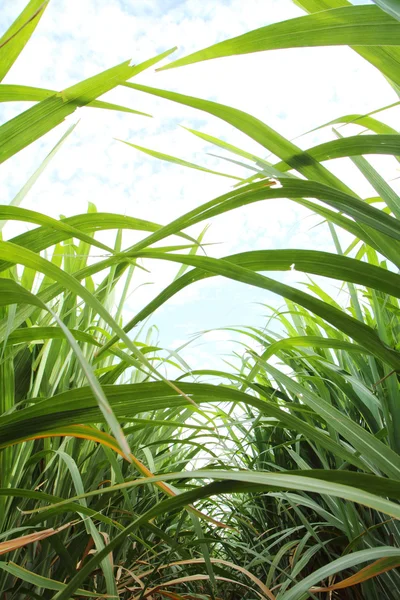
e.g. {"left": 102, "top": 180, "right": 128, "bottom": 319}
{"left": 0, "top": 382, "right": 368, "bottom": 469}
{"left": 263, "top": 363, "right": 400, "bottom": 479}
{"left": 118, "top": 249, "right": 400, "bottom": 369}
{"left": 118, "top": 139, "right": 242, "bottom": 181}
{"left": 291, "top": 0, "right": 400, "bottom": 91}
{"left": 0, "top": 562, "right": 108, "bottom": 597}
{"left": 372, "top": 1, "right": 400, "bottom": 21}
{"left": 0, "top": 1, "right": 49, "bottom": 82}
{"left": 0, "top": 122, "right": 78, "bottom": 233}
{"left": 0, "top": 47, "right": 176, "bottom": 165}
{"left": 158, "top": 6, "right": 400, "bottom": 85}
{"left": 0, "top": 206, "right": 116, "bottom": 254}
{"left": 0, "top": 83, "right": 151, "bottom": 116}
{"left": 124, "top": 83, "right": 352, "bottom": 192}
{"left": 0, "top": 278, "right": 132, "bottom": 459}
{"left": 281, "top": 547, "right": 400, "bottom": 600}
{"left": 311, "top": 556, "right": 400, "bottom": 592}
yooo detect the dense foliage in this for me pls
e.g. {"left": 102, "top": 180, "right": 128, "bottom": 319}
{"left": 0, "top": 1, "right": 400, "bottom": 598}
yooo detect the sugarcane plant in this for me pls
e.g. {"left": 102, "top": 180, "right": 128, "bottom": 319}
{"left": 0, "top": 0, "right": 400, "bottom": 599}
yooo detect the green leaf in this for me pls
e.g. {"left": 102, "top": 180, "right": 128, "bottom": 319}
{"left": 118, "top": 139, "right": 242, "bottom": 180}
{"left": 0, "top": 83, "right": 151, "bottom": 116}
{"left": 261, "top": 335, "right": 368, "bottom": 362}
{"left": 0, "top": 278, "right": 131, "bottom": 460}
{"left": 0, "top": 381, "right": 367, "bottom": 469}
{"left": 133, "top": 247, "right": 400, "bottom": 303}
{"left": 132, "top": 249, "right": 400, "bottom": 369}
{"left": 6, "top": 326, "right": 100, "bottom": 348}
{"left": 21, "top": 470, "right": 400, "bottom": 517}
{"left": 0, "top": 562, "right": 108, "bottom": 597}
{"left": 55, "top": 450, "right": 117, "bottom": 597}
{"left": 372, "top": 0, "right": 400, "bottom": 21}
{"left": 0, "top": 123, "right": 77, "bottom": 232}
{"left": 0, "top": 60, "right": 133, "bottom": 164}
{"left": 0, "top": 278, "right": 44, "bottom": 309}
{"left": 263, "top": 364, "right": 400, "bottom": 479}
{"left": 173, "top": 225, "right": 209, "bottom": 281}
{"left": 0, "top": 205, "right": 115, "bottom": 255}
{"left": 1, "top": 212, "right": 182, "bottom": 270}
{"left": 124, "top": 82, "right": 352, "bottom": 192}
{"left": 292, "top": 0, "right": 400, "bottom": 92}
{"left": 306, "top": 107, "right": 400, "bottom": 137}
{"left": 333, "top": 130, "right": 400, "bottom": 219}
{"left": 276, "top": 134, "right": 400, "bottom": 170}
{"left": 0, "top": 47, "right": 176, "bottom": 165}
{"left": 282, "top": 548, "right": 400, "bottom": 600}
{"left": 0, "top": 1, "right": 49, "bottom": 82}
{"left": 158, "top": 6, "right": 400, "bottom": 85}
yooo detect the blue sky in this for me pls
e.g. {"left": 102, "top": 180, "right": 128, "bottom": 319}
{"left": 1, "top": 0, "right": 399, "bottom": 373}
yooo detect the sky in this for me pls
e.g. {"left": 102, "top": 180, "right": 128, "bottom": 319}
{"left": 1, "top": 0, "right": 399, "bottom": 375}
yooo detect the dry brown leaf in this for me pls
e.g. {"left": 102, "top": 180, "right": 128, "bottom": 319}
{"left": 0, "top": 521, "right": 74, "bottom": 556}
